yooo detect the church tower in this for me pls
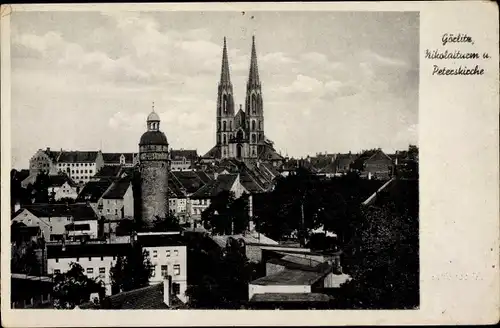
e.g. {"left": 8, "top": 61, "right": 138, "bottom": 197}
{"left": 216, "top": 37, "right": 235, "bottom": 159}
{"left": 139, "top": 106, "right": 169, "bottom": 228}
{"left": 245, "top": 36, "right": 264, "bottom": 159}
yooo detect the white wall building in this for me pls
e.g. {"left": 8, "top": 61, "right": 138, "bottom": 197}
{"left": 46, "top": 242, "right": 131, "bottom": 295}
{"left": 136, "top": 232, "right": 188, "bottom": 303}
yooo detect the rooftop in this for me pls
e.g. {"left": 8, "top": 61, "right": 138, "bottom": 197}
{"left": 250, "top": 293, "right": 332, "bottom": 303}
{"left": 250, "top": 265, "right": 331, "bottom": 286}
{"left": 102, "top": 177, "right": 132, "bottom": 199}
{"left": 20, "top": 203, "right": 98, "bottom": 221}
{"left": 47, "top": 242, "right": 131, "bottom": 259}
{"left": 102, "top": 153, "right": 136, "bottom": 164}
{"left": 76, "top": 180, "right": 114, "bottom": 202}
{"left": 190, "top": 173, "right": 238, "bottom": 199}
{"left": 136, "top": 233, "right": 185, "bottom": 248}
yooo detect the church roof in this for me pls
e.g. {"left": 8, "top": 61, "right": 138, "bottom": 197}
{"left": 147, "top": 111, "right": 160, "bottom": 122}
{"left": 220, "top": 37, "right": 231, "bottom": 85}
{"left": 203, "top": 145, "right": 221, "bottom": 159}
{"left": 247, "top": 35, "right": 260, "bottom": 87}
{"left": 139, "top": 131, "right": 168, "bottom": 146}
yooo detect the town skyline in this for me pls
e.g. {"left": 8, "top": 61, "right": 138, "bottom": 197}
{"left": 11, "top": 10, "right": 419, "bottom": 169}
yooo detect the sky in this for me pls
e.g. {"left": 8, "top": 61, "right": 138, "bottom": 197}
{"left": 10, "top": 10, "right": 419, "bottom": 169}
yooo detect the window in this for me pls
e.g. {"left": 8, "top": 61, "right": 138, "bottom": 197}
{"left": 89, "top": 170, "right": 93, "bottom": 174}
{"left": 87, "top": 268, "right": 93, "bottom": 274}
{"left": 101, "top": 256, "right": 104, "bottom": 261}
{"left": 115, "top": 209, "right": 118, "bottom": 215}
{"left": 223, "top": 121, "right": 226, "bottom": 131}
{"left": 161, "top": 265, "right": 168, "bottom": 277}
{"left": 174, "top": 265, "right": 180, "bottom": 275}
{"left": 174, "top": 250, "right": 179, "bottom": 257}
{"left": 107, "top": 209, "right": 110, "bottom": 214}
{"left": 223, "top": 135, "right": 227, "bottom": 144}
{"left": 55, "top": 258, "right": 59, "bottom": 263}
{"left": 151, "top": 266, "right": 156, "bottom": 276}
{"left": 76, "top": 257, "right": 80, "bottom": 262}
{"left": 252, "top": 120, "right": 256, "bottom": 131}
{"left": 173, "top": 283, "right": 180, "bottom": 295}
{"left": 54, "top": 269, "right": 61, "bottom": 275}
{"left": 252, "top": 134, "right": 256, "bottom": 144}
{"left": 88, "top": 257, "right": 92, "bottom": 261}
{"left": 166, "top": 250, "right": 171, "bottom": 257}
{"left": 113, "top": 256, "right": 116, "bottom": 260}
{"left": 153, "top": 250, "right": 158, "bottom": 258}
{"left": 99, "top": 267, "right": 105, "bottom": 279}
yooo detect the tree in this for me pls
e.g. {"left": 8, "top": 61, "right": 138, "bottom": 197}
{"left": 110, "top": 245, "right": 153, "bottom": 293}
{"left": 52, "top": 262, "right": 105, "bottom": 309}
{"left": 336, "top": 201, "right": 419, "bottom": 309}
{"left": 151, "top": 213, "right": 181, "bottom": 232}
{"left": 201, "top": 191, "right": 250, "bottom": 235}
{"left": 11, "top": 240, "right": 42, "bottom": 275}
{"left": 33, "top": 172, "right": 50, "bottom": 203}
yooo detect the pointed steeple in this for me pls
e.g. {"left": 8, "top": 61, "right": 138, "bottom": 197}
{"left": 247, "top": 35, "right": 260, "bottom": 87}
{"left": 220, "top": 37, "right": 231, "bottom": 85}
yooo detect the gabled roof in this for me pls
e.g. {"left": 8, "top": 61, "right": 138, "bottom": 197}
{"left": 171, "top": 171, "right": 206, "bottom": 194}
{"left": 203, "top": 145, "right": 221, "bottom": 159}
{"left": 168, "top": 182, "right": 186, "bottom": 199}
{"left": 365, "top": 149, "right": 393, "bottom": 163}
{"left": 56, "top": 151, "right": 100, "bottom": 163}
{"left": 102, "top": 153, "right": 136, "bottom": 164}
{"left": 234, "top": 109, "right": 246, "bottom": 130}
{"left": 190, "top": 174, "right": 238, "bottom": 199}
{"left": 102, "top": 177, "right": 132, "bottom": 200}
{"left": 47, "top": 174, "right": 77, "bottom": 188}
{"left": 77, "top": 180, "right": 113, "bottom": 202}
{"left": 94, "top": 165, "right": 122, "bottom": 179}
{"left": 170, "top": 149, "right": 198, "bottom": 161}
{"left": 21, "top": 203, "right": 98, "bottom": 221}
{"left": 193, "top": 170, "right": 212, "bottom": 184}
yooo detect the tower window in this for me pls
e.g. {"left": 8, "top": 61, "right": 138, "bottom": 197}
{"left": 252, "top": 134, "right": 256, "bottom": 144}
{"left": 223, "top": 135, "right": 227, "bottom": 145}
{"left": 229, "top": 121, "right": 232, "bottom": 131}
{"left": 252, "top": 94, "right": 257, "bottom": 114}
{"left": 223, "top": 121, "right": 226, "bottom": 132}
{"left": 223, "top": 94, "right": 228, "bottom": 114}
{"left": 259, "top": 121, "right": 262, "bottom": 130}
{"left": 217, "top": 122, "right": 221, "bottom": 131}
{"left": 252, "top": 120, "right": 256, "bottom": 131}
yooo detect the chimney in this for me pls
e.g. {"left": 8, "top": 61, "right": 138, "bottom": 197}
{"left": 163, "top": 276, "right": 171, "bottom": 307}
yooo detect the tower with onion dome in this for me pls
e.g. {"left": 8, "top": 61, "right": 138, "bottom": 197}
{"left": 139, "top": 105, "right": 169, "bottom": 228}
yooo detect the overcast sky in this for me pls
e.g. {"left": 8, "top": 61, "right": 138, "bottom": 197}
{"left": 10, "top": 10, "right": 419, "bottom": 169}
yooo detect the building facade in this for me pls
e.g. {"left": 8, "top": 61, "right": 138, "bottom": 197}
{"left": 139, "top": 110, "right": 170, "bottom": 227}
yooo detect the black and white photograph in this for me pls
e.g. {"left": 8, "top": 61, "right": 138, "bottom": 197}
{"left": 7, "top": 8, "right": 421, "bottom": 311}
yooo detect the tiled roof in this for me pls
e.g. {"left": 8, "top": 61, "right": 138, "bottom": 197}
{"left": 102, "top": 177, "right": 132, "bottom": 200}
{"left": 57, "top": 151, "right": 100, "bottom": 163}
{"left": 170, "top": 149, "right": 198, "bottom": 161}
{"left": 194, "top": 170, "right": 212, "bottom": 184}
{"left": 171, "top": 171, "right": 206, "bottom": 194}
{"left": 136, "top": 233, "right": 185, "bottom": 247}
{"left": 94, "top": 165, "right": 122, "bottom": 178}
{"left": 80, "top": 282, "right": 187, "bottom": 309}
{"left": 250, "top": 293, "right": 331, "bottom": 303}
{"left": 203, "top": 145, "right": 221, "bottom": 159}
{"left": 77, "top": 180, "right": 113, "bottom": 202}
{"left": 168, "top": 182, "right": 186, "bottom": 198}
{"left": 47, "top": 242, "right": 132, "bottom": 259}
{"left": 257, "top": 143, "right": 283, "bottom": 161}
{"left": 20, "top": 203, "right": 97, "bottom": 221}
{"left": 190, "top": 174, "right": 238, "bottom": 199}
{"left": 102, "top": 153, "right": 136, "bottom": 164}
{"left": 47, "top": 174, "right": 77, "bottom": 188}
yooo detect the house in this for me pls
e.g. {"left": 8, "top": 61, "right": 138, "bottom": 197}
{"left": 100, "top": 177, "right": 134, "bottom": 220}
{"left": 53, "top": 150, "right": 105, "bottom": 184}
{"left": 360, "top": 149, "right": 394, "bottom": 180}
{"left": 11, "top": 274, "right": 54, "bottom": 309}
{"left": 47, "top": 174, "right": 79, "bottom": 201}
{"left": 47, "top": 242, "right": 132, "bottom": 295}
{"left": 90, "top": 165, "right": 123, "bottom": 182}
{"left": 189, "top": 173, "right": 247, "bottom": 220}
{"left": 75, "top": 179, "right": 114, "bottom": 215}
{"left": 12, "top": 203, "right": 99, "bottom": 242}
{"left": 168, "top": 183, "right": 188, "bottom": 221}
{"left": 136, "top": 232, "right": 188, "bottom": 303}
{"left": 27, "top": 147, "right": 60, "bottom": 176}
{"left": 333, "top": 153, "right": 357, "bottom": 175}
{"left": 79, "top": 278, "right": 187, "bottom": 309}
{"left": 102, "top": 152, "right": 138, "bottom": 167}
{"left": 170, "top": 149, "right": 199, "bottom": 171}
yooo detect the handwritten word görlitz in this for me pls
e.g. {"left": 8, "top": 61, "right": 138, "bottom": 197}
{"left": 432, "top": 64, "right": 484, "bottom": 76}
{"left": 441, "top": 33, "right": 474, "bottom": 46}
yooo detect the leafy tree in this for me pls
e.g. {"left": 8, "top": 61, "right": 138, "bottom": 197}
{"left": 201, "top": 191, "right": 250, "bottom": 235}
{"left": 110, "top": 245, "right": 153, "bottom": 293}
{"left": 33, "top": 172, "right": 50, "bottom": 204}
{"left": 336, "top": 201, "right": 419, "bottom": 309}
{"left": 52, "top": 262, "right": 105, "bottom": 309}
{"left": 11, "top": 241, "right": 42, "bottom": 275}
{"left": 151, "top": 213, "right": 181, "bottom": 232}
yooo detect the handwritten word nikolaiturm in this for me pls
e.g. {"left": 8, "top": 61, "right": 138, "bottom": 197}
{"left": 425, "top": 49, "right": 479, "bottom": 60}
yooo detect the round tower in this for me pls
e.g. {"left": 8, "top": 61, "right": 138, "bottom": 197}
{"left": 139, "top": 107, "right": 169, "bottom": 228}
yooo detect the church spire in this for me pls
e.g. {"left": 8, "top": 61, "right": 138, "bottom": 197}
{"left": 220, "top": 37, "right": 231, "bottom": 85}
{"left": 247, "top": 35, "right": 260, "bottom": 87}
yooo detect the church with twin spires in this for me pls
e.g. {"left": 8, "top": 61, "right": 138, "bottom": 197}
{"left": 204, "top": 36, "right": 283, "bottom": 164}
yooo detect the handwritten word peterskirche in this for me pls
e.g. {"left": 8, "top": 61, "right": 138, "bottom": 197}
{"left": 432, "top": 64, "right": 484, "bottom": 76}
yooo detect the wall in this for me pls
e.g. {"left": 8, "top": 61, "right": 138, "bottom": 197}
{"left": 47, "top": 255, "right": 116, "bottom": 295}
{"left": 12, "top": 210, "right": 51, "bottom": 240}
{"left": 140, "top": 160, "right": 169, "bottom": 227}
{"left": 66, "top": 219, "right": 98, "bottom": 239}
{"left": 248, "top": 284, "right": 311, "bottom": 300}
{"left": 52, "top": 182, "right": 78, "bottom": 200}
{"left": 103, "top": 198, "right": 124, "bottom": 219}
{"left": 230, "top": 176, "right": 247, "bottom": 199}
{"left": 122, "top": 185, "right": 134, "bottom": 217}
{"left": 265, "top": 262, "right": 286, "bottom": 276}
{"left": 143, "top": 245, "right": 188, "bottom": 303}
{"left": 29, "top": 149, "right": 57, "bottom": 176}
{"left": 57, "top": 162, "right": 97, "bottom": 184}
